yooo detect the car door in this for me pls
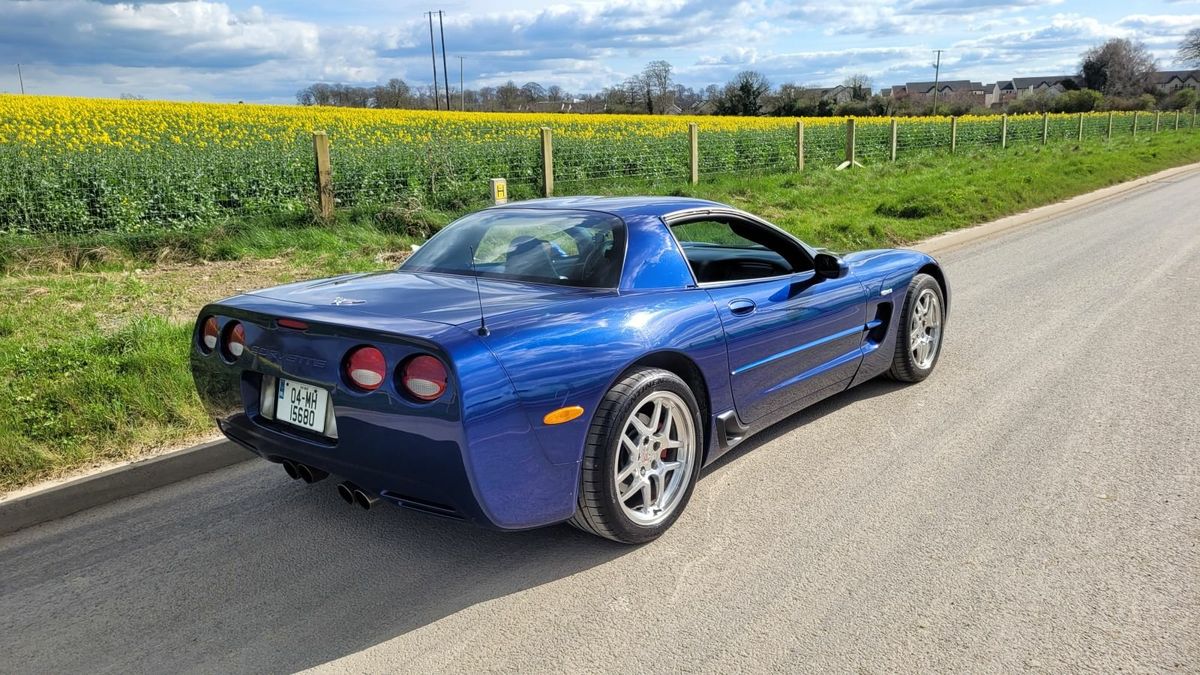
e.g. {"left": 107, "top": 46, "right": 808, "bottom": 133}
{"left": 668, "top": 213, "right": 869, "bottom": 425}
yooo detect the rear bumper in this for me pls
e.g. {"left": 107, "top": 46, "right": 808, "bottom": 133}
{"left": 216, "top": 411, "right": 485, "bottom": 524}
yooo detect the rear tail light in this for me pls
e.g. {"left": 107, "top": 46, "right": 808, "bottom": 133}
{"left": 345, "top": 346, "right": 386, "bottom": 391}
{"left": 223, "top": 321, "right": 246, "bottom": 360}
{"left": 200, "top": 317, "right": 219, "bottom": 353}
{"left": 401, "top": 355, "right": 448, "bottom": 401}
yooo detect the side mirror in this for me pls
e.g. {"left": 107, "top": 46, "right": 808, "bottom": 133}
{"left": 813, "top": 252, "right": 849, "bottom": 280}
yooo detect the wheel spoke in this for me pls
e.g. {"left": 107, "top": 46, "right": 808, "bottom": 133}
{"left": 616, "top": 462, "right": 637, "bottom": 482}
{"left": 659, "top": 406, "right": 673, "bottom": 437}
{"left": 640, "top": 481, "right": 655, "bottom": 512}
{"left": 619, "top": 475, "right": 645, "bottom": 503}
{"left": 648, "top": 400, "right": 663, "bottom": 435}
{"left": 629, "top": 414, "right": 652, "bottom": 438}
{"left": 659, "top": 460, "right": 682, "bottom": 476}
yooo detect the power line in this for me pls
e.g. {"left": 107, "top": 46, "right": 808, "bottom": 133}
{"left": 426, "top": 12, "right": 439, "bottom": 110}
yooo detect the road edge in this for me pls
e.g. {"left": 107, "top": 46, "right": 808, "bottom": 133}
{"left": 4, "top": 159, "right": 1199, "bottom": 537}
{"left": 914, "top": 160, "right": 1200, "bottom": 256}
{"left": 0, "top": 440, "right": 252, "bottom": 536}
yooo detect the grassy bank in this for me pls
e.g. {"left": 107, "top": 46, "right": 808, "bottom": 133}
{"left": 2, "top": 131, "right": 1198, "bottom": 493}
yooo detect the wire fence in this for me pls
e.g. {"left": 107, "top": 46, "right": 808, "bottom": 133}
{"left": 0, "top": 109, "right": 1194, "bottom": 237}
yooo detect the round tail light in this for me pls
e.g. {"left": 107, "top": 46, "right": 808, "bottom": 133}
{"left": 345, "top": 346, "right": 386, "bottom": 391}
{"left": 200, "top": 317, "right": 219, "bottom": 353}
{"left": 223, "top": 321, "right": 246, "bottom": 360}
{"left": 401, "top": 355, "right": 448, "bottom": 401}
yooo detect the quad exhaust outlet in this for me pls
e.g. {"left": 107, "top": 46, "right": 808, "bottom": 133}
{"left": 281, "top": 460, "right": 328, "bottom": 484}
{"left": 336, "top": 481, "right": 379, "bottom": 510}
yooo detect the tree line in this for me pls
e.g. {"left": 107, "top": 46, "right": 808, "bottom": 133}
{"left": 296, "top": 37, "right": 1200, "bottom": 117}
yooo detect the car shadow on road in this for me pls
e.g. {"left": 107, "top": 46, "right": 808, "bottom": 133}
{"left": 0, "top": 460, "right": 633, "bottom": 673}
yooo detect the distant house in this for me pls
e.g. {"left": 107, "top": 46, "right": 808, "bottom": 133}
{"left": 1154, "top": 70, "right": 1200, "bottom": 94}
{"left": 814, "top": 85, "right": 857, "bottom": 105}
{"left": 983, "top": 76, "right": 1080, "bottom": 108}
{"left": 889, "top": 80, "right": 986, "bottom": 107}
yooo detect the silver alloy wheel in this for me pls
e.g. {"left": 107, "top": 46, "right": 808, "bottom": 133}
{"left": 910, "top": 287, "right": 943, "bottom": 369}
{"left": 614, "top": 390, "right": 696, "bottom": 526}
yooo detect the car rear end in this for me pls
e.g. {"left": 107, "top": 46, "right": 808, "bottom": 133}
{"left": 190, "top": 292, "right": 572, "bottom": 529}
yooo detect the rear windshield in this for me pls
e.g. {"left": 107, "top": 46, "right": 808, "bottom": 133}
{"left": 401, "top": 208, "right": 625, "bottom": 288}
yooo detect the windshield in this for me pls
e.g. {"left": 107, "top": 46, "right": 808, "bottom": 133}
{"left": 401, "top": 208, "right": 626, "bottom": 288}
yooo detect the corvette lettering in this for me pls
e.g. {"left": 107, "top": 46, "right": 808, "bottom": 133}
{"left": 248, "top": 345, "right": 327, "bottom": 368}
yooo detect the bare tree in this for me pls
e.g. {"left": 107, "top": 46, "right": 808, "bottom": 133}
{"left": 1179, "top": 28, "right": 1200, "bottom": 66}
{"left": 496, "top": 81, "right": 521, "bottom": 111}
{"left": 842, "top": 73, "right": 872, "bottom": 101}
{"left": 1080, "top": 38, "right": 1157, "bottom": 97}
{"left": 642, "top": 60, "right": 675, "bottom": 113}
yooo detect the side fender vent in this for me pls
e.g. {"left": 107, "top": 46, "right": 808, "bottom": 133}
{"left": 867, "top": 302, "right": 893, "bottom": 345}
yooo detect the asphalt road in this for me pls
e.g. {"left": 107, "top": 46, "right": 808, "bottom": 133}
{"left": 2, "top": 172, "right": 1199, "bottom": 674}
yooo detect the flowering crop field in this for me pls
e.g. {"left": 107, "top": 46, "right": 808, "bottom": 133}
{"left": 0, "top": 95, "right": 1160, "bottom": 235}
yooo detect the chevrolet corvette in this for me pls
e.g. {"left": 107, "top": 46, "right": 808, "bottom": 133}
{"left": 191, "top": 196, "right": 948, "bottom": 543}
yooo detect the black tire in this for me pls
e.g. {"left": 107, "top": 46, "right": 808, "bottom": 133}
{"left": 569, "top": 368, "right": 703, "bottom": 544}
{"left": 888, "top": 273, "right": 946, "bottom": 383}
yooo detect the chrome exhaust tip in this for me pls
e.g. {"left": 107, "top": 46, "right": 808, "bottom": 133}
{"left": 296, "top": 464, "right": 328, "bottom": 484}
{"left": 352, "top": 488, "right": 380, "bottom": 511}
{"left": 281, "top": 460, "right": 301, "bottom": 480}
{"left": 336, "top": 482, "right": 356, "bottom": 505}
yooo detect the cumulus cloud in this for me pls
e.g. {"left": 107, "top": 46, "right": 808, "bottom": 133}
{"left": 1, "top": 0, "right": 1198, "bottom": 101}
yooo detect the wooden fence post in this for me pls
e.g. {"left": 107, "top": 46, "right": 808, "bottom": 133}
{"left": 540, "top": 127, "right": 554, "bottom": 197}
{"left": 836, "top": 118, "right": 861, "bottom": 170}
{"left": 1107, "top": 112, "right": 1113, "bottom": 139}
{"left": 1077, "top": 113, "right": 1084, "bottom": 142}
{"left": 950, "top": 116, "right": 958, "bottom": 153}
{"left": 312, "top": 131, "right": 333, "bottom": 220}
{"left": 1132, "top": 111, "right": 1139, "bottom": 138}
{"left": 1001, "top": 114, "right": 1008, "bottom": 149}
{"left": 1155, "top": 112, "right": 1161, "bottom": 133}
{"left": 889, "top": 118, "right": 898, "bottom": 161}
{"left": 795, "top": 121, "right": 805, "bottom": 171}
{"left": 1175, "top": 111, "right": 1181, "bottom": 131}
{"left": 1193, "top": 109, "right": 1197, "bottom": 129}
{"left": 1041, "top": 112, "right": 1049, "bottom": 145}
{"left": 688, "top": 123, "right": 699, "bottom": 185}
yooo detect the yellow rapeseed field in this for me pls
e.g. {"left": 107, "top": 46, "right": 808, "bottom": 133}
{"left": 0, "top": 94, "right": 1144, "bottom": 234}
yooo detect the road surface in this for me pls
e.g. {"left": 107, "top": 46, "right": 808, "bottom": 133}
{"left": 2, "top": 171, "right": 1198, "bottom": 673}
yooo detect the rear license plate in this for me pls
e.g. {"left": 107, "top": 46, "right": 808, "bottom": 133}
{"left": 276, "top": 378, "right": 328, "bottom": 434}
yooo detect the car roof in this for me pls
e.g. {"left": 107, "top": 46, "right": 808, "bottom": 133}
{"left": 489, "top": 196, "right": 728, "bottom": 219}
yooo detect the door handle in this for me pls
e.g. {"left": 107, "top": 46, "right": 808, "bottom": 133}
{"left": 728, "top": 299, "right": 757, "bottom": 315}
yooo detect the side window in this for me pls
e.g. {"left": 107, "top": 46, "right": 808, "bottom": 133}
{"left": 671, "top": 217, "right": 809, "bottom": 284}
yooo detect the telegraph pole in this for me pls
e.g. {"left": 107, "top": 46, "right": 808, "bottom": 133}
{"left": 438, "top": 11, "right": 451, "bottom": 111}
{"left": 931, "top": 49, "right": 944, "bottom": 116}
{"left": 426, "top": 12, "right": 439, "bottom": 110}
{"left": 16, "top": 63, "right": 25, "bottom": 94}
{"left": 459, "top": 56, "right": 465, "bottom": 111}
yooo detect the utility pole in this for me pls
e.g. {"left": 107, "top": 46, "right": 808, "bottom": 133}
{"left": 16, "top": 63, "right": 25, "bottom": 95}
{"left": 459, "top": 56, "right": 465, "bottom": 111}
{"left": 426, "top": 12, "right": 439, "bottom": 110}
{"left": 438, "top": 10, "right": 451, "bottom": 112}
{"left": 931, "top": 49, "right": 944, "bottom": 116}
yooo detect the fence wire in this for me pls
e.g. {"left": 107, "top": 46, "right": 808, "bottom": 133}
{"left": 0, "top": 111, "right": 1194, "bottom": 237}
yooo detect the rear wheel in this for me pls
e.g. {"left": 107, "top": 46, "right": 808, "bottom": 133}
{"left": 569, "top": 368, "right": 702, "bottom": 544}
{"left": 888, "top": 273, "right": 945, "bottom": 382}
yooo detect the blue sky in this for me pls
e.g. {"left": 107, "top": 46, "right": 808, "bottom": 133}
{"left": 1, "top": 0, "right": 1197, "bottom": 103}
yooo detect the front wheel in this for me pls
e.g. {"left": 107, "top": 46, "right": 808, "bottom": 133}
{"left": 569, "top": 368, "right": 702, "bottom": 544}
{"left": 888, "top": 273, "right": 945, "bottom": 382}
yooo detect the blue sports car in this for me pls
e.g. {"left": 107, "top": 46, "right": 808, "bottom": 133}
{"left": 191, "top": 197, "right": 948, "bottom": 543}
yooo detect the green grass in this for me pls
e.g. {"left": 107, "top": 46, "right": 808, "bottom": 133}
{"left": 1, "top": 130, "right": 1198, "bottom": 493}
